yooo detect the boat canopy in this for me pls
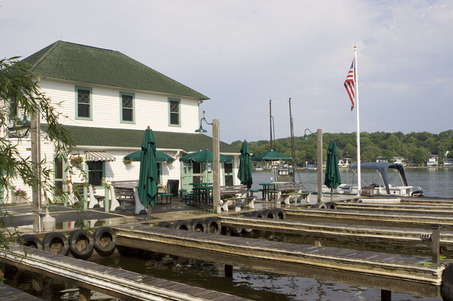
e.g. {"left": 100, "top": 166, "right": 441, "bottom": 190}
{"left": 350, "top": 162, "right": 409, "bottom": 194}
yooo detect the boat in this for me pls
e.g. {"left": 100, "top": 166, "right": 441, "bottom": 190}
{"left": 336, "top": 162, "right": 423, "bottom": 197}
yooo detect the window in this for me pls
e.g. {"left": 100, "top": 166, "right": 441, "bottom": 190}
{"left": 121, "top": 92, "right": 134, "bottom": 122}
{"left": 9, "top": 99, "right": 18, "bottom": 119}
{"left": 87, "top": 161, "right": 103, "bottom": 186}
{"left": 169, "top": 98, "right": 180, "bottom": 126}
{"left": 76, "top": 86, "right": 92, "bottom": 119}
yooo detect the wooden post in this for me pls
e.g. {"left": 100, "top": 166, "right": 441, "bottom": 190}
{"left": 432, "top": 225, "right": 441, "bottom": 264}
{"left": 213, "top": 119, "right": 220, "bottom": 214}
{"left": 79, "top": 287, "right": 91, "bottom": 301}
{"left": 225, "top": 264, "right": 233, "bottom": 277}
{"left": 316, "top": 129, "right": 323, "bottom": 203}
{"left": 31, "top": 110, "right": 42, "bottom": 233}
{"left": 381, "top": 289, "right": 391, "bottom": 301}
{"left": 32, "top": 273, "right": 43, "bottom": 295}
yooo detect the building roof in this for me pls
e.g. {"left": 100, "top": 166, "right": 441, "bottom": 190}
{"left": 23, "top": 41, "right": 209, "bottom": 100}
{"left": 53, "top": 125, "right": 238, "bottom": 154}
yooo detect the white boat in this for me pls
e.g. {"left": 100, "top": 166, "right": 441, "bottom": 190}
{"left": 336, "top": 162, "right": 423, "bottom": 197}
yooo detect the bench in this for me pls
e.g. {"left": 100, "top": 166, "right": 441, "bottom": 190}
{"left": 111, "top": 180, "right": 145, "bottom": 215}
{"left": 275, "top": 182, "right": 310, "bottom": 206}
{"left": 220, "top": 185, "right": 255, "bottom": 212}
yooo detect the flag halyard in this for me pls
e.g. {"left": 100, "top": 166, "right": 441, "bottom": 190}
{"left": 344, "top": 60, "right": 355, "bottom": 111}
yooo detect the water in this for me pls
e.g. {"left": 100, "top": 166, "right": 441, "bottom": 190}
{"left": 252, "top": 167, "right": 453, "bottom": 198}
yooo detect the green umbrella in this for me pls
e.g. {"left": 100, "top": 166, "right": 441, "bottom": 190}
{"left": 138, "top": 127, "right": 158, "bottom": 208}
{"left": 252, "top": 150, "right": 291, "bottom": 162}
{"left": 238, "top": 140, "right": 253, "bottom": 189}
{"left": 324, "top": 140, "right": 341, "bottom": 194}
{"left": 179, "top": 149, "right": 232, "bottom": 163}
{"left": 124, "top": 150, "right": 174, "bottom": 163}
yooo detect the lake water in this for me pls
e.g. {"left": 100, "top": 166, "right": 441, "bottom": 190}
{"left": 252, "top": 167, "right": 453, "bottom": 198}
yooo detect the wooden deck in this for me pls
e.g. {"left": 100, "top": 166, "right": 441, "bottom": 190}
{"left": 114, "top": 223, "right": 449, "bottom": 298}
{"left": 285, "top": 207, "right": 453, "bottom": 230}
{"left": 1, "top": 244, "right": 251, "bottom": 301}
{"left": 218, "top": 215, "right": 453, "bottom": 248}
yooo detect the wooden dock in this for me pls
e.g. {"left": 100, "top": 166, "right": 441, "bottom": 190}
{"left": 114, "top": 222, "right": 450, "bottom": 298}
{"left": 218, "top": 215, "right": 453, "bottom": 249}
{"left": 285, "top": 207, "right": 453, "bottom": 230}
{"left": 1, "top": 244, "right": 251, "bottom": 301}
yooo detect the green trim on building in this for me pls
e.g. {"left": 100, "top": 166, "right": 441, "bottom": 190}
{"left": 42, "top": 125, "right": 238, "bottom": 153}
{"left": 24, "top": 41, "right": 209, "bottom": 101}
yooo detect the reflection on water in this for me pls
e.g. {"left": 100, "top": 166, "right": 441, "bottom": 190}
{"left": 90, "top": 247, "right": 442, "bottom": 301}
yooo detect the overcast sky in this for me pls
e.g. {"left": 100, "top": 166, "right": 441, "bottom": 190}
{"left": 1, "top": 0, "right": 452, "bottom": 143}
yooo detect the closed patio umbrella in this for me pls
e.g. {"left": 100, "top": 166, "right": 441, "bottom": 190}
{"left": 238, "top": 140, "right": 253, "bottom": 189}
{"left": 138, "top": 127, "right": 158, "bottom": 209}
{"left": 324, "top": 140, "right": 341, "bottom": 195}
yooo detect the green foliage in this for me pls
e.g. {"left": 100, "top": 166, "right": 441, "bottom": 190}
{"left": 1, "top": 57, "right": 74, "bottom": 250}
{"left": 247, "top": 130, "right": 453, "bottom": 167}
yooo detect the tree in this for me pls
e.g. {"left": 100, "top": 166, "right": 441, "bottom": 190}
{"left": 1, "top": 57, "right": 73, "bottom": 247}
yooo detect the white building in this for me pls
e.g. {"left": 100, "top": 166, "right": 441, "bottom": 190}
{"left": 2, "top": 41, "right": 239, "bottom": 203}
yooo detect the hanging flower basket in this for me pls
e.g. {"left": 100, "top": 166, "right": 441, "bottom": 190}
{"left": 13, "top": 189, "right": 28, "bottom": 203}
{"left": 70, "top": 155, "right": 84, "bottom": 166}
{"left": 123, "top": 158, "right": 133, "bottom": 164}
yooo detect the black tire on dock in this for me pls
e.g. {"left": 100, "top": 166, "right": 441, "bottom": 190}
{"left": 441, "top": 263, "right": 453, "bottom": 301}
{"left": 173, "top": 220, "right": 190, "bottom": 231}
{"left": 157, "top": 221, "right": 172, "bottom": 228}
{"left": 325, "top": 202, "right": 337, "bottom": 210}
{"left": 272, "top": 208, "right": 286, "bottom": 219}
{"left": 42, "top": 232, "right": 69, "bottom": 256}
{"left": 252, "top": 211, "right": 264, "bottom": 218}
{"left": 190, "top": 219, "right": 205, "bottom": 233}
{"left": 69, "top": 229, "right": 94, "bottom": 260}
{"left": 93, "top": 227, "right": 117, "bottom": 257}
{"left": 313, "top": 203, "right": 327, "bottom": 209}
{"left": 205, "top": 217, "right": 221, "bottom": 235}
{"left": 263, "top": 209, "right": 276, "bottom": 219}
{"left": 18, "top": 234, "right": 42, "bottom": 249}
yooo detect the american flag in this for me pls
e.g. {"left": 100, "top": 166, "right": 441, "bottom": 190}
{"left": 344, "top": 60, "right": 355, "bottom": 111}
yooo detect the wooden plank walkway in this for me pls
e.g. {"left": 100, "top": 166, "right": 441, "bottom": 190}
{"left": 1, "top": 244, "right": 251, "bottom": 301}
{"left": 336, "top": 202, "right": 453, "bottom": 215}
{"left": 218, "top": 215, "right": 453, "bottom": 248}
{"left": 285, "top": 207, "right": 453, "bottom": 229}
{"left": 114, "top": 223, "right": 449, "bottom": 298}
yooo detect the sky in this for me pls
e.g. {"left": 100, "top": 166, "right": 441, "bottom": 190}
{"left": 1, "top": 0, "right": 452, "bottom": 143}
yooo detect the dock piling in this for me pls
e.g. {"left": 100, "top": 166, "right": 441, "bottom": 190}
{"left": 432, "top": 225, "right": 441, "bottom": 264}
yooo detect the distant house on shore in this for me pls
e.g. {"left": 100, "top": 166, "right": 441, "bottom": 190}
{"left": 443, "top": 158, "right": 453, "bottom": 167}
{"left": 426, "top": 155, "right": 438, "bottom": 167}
{"left": 2, "top": 41, "right": 239, "bottom": 203}
{"left": 376, "top": 156, "right": 387, "bottom": 163}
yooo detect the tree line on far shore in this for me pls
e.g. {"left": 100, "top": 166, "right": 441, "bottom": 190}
{"left": 232, "top": 130, "right": 453, "bottom": 167}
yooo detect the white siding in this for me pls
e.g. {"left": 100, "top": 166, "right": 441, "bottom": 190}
{"left": 39, "top": 79, "right": 200, "bottom": 133}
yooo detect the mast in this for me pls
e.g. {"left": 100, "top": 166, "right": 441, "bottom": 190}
{"left": 289, "top": 98, "right": 295, "bottom": 182}
{"left": 354, "top": 46, "right": 362, "bottom": 194}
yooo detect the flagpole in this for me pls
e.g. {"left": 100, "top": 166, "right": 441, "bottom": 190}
{"left": 354, "top": 45, "right": 361, "bottom": 195}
